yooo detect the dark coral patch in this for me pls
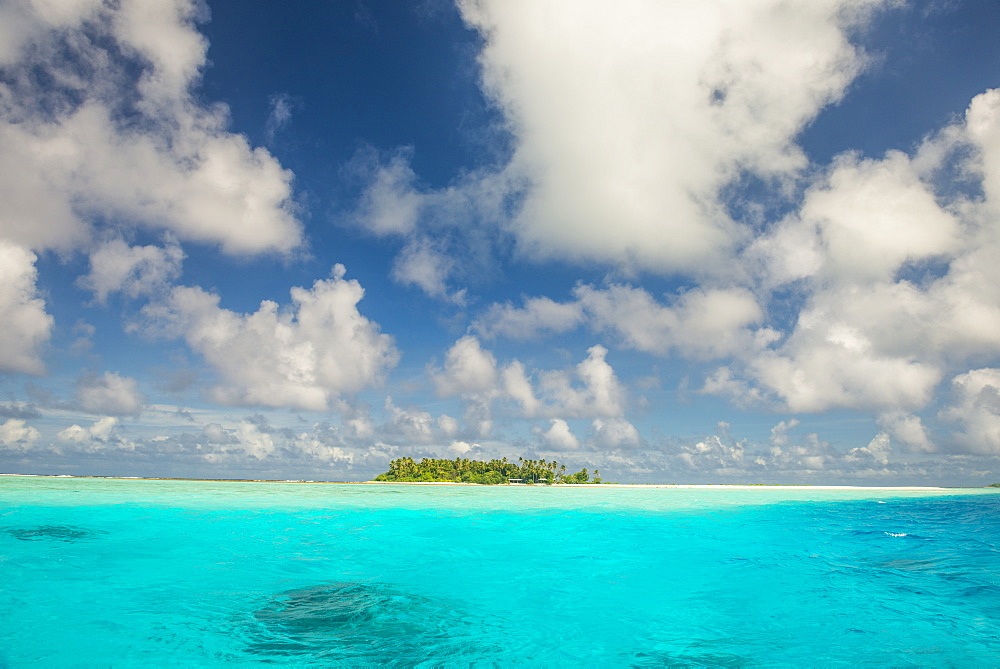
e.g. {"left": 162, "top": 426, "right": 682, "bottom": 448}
{"left": 245, "top": 581, "right": 504, "bottom": 665}
{"left": 4, "top": 525, "right": 105, "bottom": 542}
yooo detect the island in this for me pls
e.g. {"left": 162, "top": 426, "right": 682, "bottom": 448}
{"left": 373, "top": 457, "right": 604, "bottom": 484}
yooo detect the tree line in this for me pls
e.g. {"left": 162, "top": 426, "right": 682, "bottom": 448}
{"left": 373, "top": 457, "right": 604, "bottom": 484}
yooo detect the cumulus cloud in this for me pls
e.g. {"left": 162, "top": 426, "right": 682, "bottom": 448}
{"left": 431, "top": 337, "right": 629, "bottom": 425}
{"left": 76, "top": 371, "right": 145, "bottom": 417}
{"left": 0, "top": 0, "right": 302, "bottom": 256}
{"left": 453, "top": 0, "right": 889, "bottom": 273}
{"left": 710, "top": 89, "right": 1000, "bottom": 415}
{"left": 57, "top": 416, "right": 120, "bottom": 446}
{"left": 738, "top": 321, "right": 943, "bottom": 413}
{"left": 538, "top": 345, "right": 626, "bottom": 418}
{"left": 589, "top": 418, "right": 640, "bottom": 449}
{"left": 380, "top": 397, "right": 462, "bottom": 446}
{"left": 845, "top": 432, "right": 891, "bottom": 466}
{"left": 0, "top": 241, "right": 53, "bottom": 375}
{"left": 576, "top": 284, "right": 768, "bottom": 359}
{"left": 940, "top": 369, "right": 1000, "bottom": 454}
{"left": 877, "top": 411, "right": 934, "bottom": 453}
{"left": 431, "top": 335, "right": 499, "bottom": 397}
{"left": 750, "top": 151, "right": 960, "bottom": 286}
{"left": 139, "top": 265, "right": 399, "bottom": 411}
{"left": 78, "top": 238, "right": 184, "bottom": 303}
{"left": 0, "top": 418, "right": 40, "bottom": 446}
{"left": 538, "top": 418, "right": 579, "bottom": 450}
{"left": 965, "top": 88, "right": 1000, "bottom": 207}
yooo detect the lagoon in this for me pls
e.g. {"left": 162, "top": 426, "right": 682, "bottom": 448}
{"left": 2, "top": 476, "right": 999, "bottom": 665}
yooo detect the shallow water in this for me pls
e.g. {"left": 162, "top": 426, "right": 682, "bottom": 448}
{"left": 2, "top": 476, "right": 999, "bottom": 666}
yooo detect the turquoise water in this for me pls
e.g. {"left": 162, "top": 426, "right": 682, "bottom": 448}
{"left": 2, "top": 477, "right": 999, "bottom": 666}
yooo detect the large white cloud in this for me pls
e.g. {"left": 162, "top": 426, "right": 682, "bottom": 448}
{"left": 456, "top": 0, "right": 888, "bottom": 273}
{"left": 139, "top": 265, "right": 399, "bottom": 411}
{"left": 0, "top": 0, "right": 302, "bottom": 256}
{"left": 0, "top": 241, "right": 53, "bottom": 375}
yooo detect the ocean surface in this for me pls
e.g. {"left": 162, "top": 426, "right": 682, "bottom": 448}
{"left": 1, "top": 477, "right": 999, "bottom": 667}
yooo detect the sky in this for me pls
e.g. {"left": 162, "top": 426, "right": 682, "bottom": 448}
{"left": 1, "top": 0, "right": 999, "bottom": 485}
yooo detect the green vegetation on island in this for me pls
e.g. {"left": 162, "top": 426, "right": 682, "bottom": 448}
{"left": 374, "top": 457, "right": 604, "bottom": 484}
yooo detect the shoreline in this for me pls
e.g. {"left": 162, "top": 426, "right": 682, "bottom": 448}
{"left": 0, "top": 473, "right": 980, "bottom": 490}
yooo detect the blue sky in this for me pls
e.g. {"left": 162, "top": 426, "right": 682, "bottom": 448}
{"left": 2, "top": 0, "right": 1000, "bottom": 484}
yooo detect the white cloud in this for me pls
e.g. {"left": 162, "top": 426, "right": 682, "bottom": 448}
{"left": 678, "top": 434, "right": 747, "bottom": 472}
{"left": 350, "top": 148, "right": 425, "bottom": 237}
{"left": 391, "top": 237, "right": 466, "bottom": 305}
{"left": 845, "top": 432, "right": 891, "bottom": 466}
{"left": 574, "top": 284, "right": 767, "bottom": 359}
{"left": 769, "top": 419, "right": 800, "bottom": 451}
{"left": 234, "top": 420, "right": 276, "bottom": 460}
{"left": 475, "top": 296, "right": 584, "bottom": 340}
{"left": 58, "top": 416, "right": 120, "bottom": 446}
{"left": 437, "top": 414, "right": 460, "bottom": 437}
{"left": 77, "top": 371, "right": 145, "bottom": 417}
{"left": 455, "top": 0, "right": 888, "bottom": 273}
{"left": 202, "top": 422, "right": 238, "bottom": 444}
{"left": 965, "top": 88, "right": 1000, "bottom": 207}
{"left": 940, "top": 368, "right": 1000, "bottom": 454}
{"left": 477, "top": 283, "right": 768, "bottom": 361}
{"left": 500, "top": 361, "right": 540, "bottom": 416}
{"left": 383, "top": 397, "right": 439, "bottom": 445}
{"left": 539, "top": 345, "right": 626, "bottom": 418}
{"left": 782, "top": 151, "right": 961, "bottom": 284}
{"left": 431, "top": 335, "right": 499, "bottom": 397}
{"left": 0, "top": 241, "right": 53, "bottom": 375}
{"left": 539, "top": 418, "right": 579, "bottom": 450}
{"left": 589, "top": 418, "right": 639, "bottom": 449}
{"left": 140, "top": 265, "right": 399, "bottom": 411}
{"left": 877, "top": 410, "right": 934, "bottom": 453}
{"left": 448, "top": 440, "right": 475, "bottom": 455}
{"left": 0, "top": 418, "right": 40, "bottom": 446}
{"left": 431, "top": 337, "right": 629, "bottom": 422}
{"left": 77, "top": 238, "right": 184, "bottom": 303}
{"left": 715, "top": 88, "right": 1000, "bottom": 415}
{"left": 265, "top": 93, "right": 294, "bottom": 142}
{"left": 0, "top": 0, "right": 302, "bottom": 256}
{"left": 739, "top": 309, "right": 943, "bottom": 413}
{"left": 0, "top": 0, "right": 103, "bottom": 67}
